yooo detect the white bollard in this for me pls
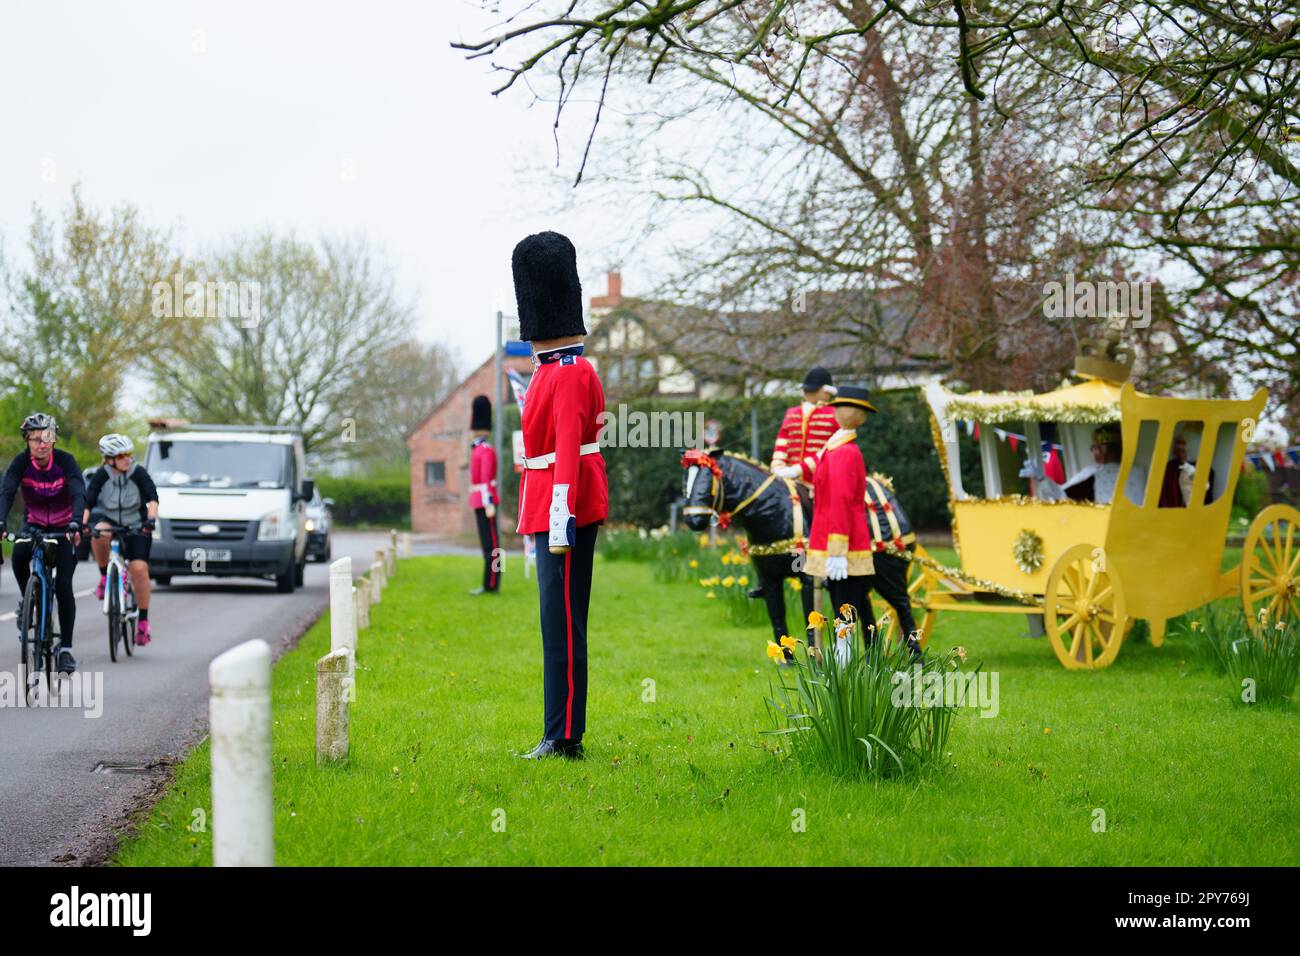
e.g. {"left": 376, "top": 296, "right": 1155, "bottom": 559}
{"left": 385, "top": 545, "right": 396, "bottom": 577}
{"left": 373, "top": 549, "right": 388, "bottom": 590}
{"left": 390, "top": 528, "right": 398, "bottom": 554}
{"left": 398, "top": 533, "right": 412, "bottom": 558}
{"left": 369, "top": 566, "right": 383, "bottom": 604}
{"left": 316, "top": 647, "right": 350, "bottom": 764}
{"left": 354, "top": 579, "right": 371, "bottom": 629}
{"left": 330, "top": 557, "right": 356, "bottom": 657}
{"left": 209, "top": 640, "right": 274, "bottom": 867}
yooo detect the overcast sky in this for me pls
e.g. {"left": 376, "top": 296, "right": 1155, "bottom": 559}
{"left": 0, "top": 0, "right": 651, "bottom": 375}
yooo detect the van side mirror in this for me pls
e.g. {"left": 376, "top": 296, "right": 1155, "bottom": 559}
{"left": 300, "top": 479, "right": 315, "bottom": 502}
{"left": 322, "top": 498, "right": 335, "bottom": 509}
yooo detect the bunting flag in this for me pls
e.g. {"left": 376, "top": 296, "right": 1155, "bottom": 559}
{"left": 505, "top": 366, "right": 529, "bottom": 411}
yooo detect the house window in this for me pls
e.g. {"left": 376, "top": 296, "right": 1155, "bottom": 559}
{"left": 425, "top": 461, "right": 446, "bottom": 486}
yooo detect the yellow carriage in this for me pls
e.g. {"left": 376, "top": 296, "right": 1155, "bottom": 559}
{"left": 896, "top": 340, "right": 1300, "bottom": 670}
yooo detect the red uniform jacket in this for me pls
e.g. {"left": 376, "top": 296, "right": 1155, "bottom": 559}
{"left": 804, "top": 429, "right": 874, "bottom": 577}
{"left": 468, "top": 438, "right": 497, "bottom": 510}
{"left": 771, "top": 402, "right": 838, "bottom": 481}
{"left": 516, "top": 348, "right": 609, "bottom": 543}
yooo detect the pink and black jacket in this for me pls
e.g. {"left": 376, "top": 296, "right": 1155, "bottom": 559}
{"left": 0, "top": 449, "right": 87, "bottom": 529}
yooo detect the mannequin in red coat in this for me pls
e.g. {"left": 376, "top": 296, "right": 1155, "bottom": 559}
{"left": 468, "top": 395, "right": 500, "bottom": 595}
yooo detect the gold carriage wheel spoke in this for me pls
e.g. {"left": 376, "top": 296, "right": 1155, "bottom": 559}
{"left": 1096, "top": 609, "right": 1117, "bottom": 625}
{"left": 1267, "top": 593, "right": 1284, "bottom": 619}
{"left": 1084, "top": 623, "right": 1097, "bottom": 664}
{"left": 1080, "top": 567, "right": 1100, "bottom": 603}
{"left": 1281, "top": 522, "right": 1296, "bottom": 577}
{"left": 1068, "top": 621, "right": 1084, "bottom": 658}
{"left": 1061, "top": 565, "right": 1081, "bottom": 600}
{"left": 1058, "top": 611, "right": 1082, "bottom": 633}
{"left": 1092, "top": 583, "right": 1113, "bottom": 607}
{"left": 1266, "top": 524, "right": 1285, "bottom": 573}
{"left": 1286, "top": 541, "right": 1300, "bottom": 580}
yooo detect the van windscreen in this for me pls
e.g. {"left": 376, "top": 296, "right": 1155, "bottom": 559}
{"left": 147, "top": 441, "right": 289, "bottom": 489}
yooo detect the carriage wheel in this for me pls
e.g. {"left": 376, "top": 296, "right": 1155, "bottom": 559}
{"left": 1240, "top": 505, "right": 1300, "bottom": 628}
{"left": 1043, "top": 544, "right": 1128, "bottom": 670}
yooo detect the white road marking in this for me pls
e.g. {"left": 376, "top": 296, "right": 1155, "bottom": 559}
{"left": 0, "top": 588, "right": 95, "bottom": 621}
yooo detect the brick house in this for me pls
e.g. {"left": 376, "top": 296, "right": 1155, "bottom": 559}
{"left": 406, "top": 351, "right": 533, "bottom": 536}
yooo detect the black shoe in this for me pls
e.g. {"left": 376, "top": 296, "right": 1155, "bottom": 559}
{"left": 468, "top": 587, "right": 487, "bottom": 596}
{"left": 519, "top": 738, "right": 584, "bottom": 760}
{"left": 57, "top": 650, "right": 77, "bottom": 674}
{"left": 747, "top": 586, "right": 764, "bottom": 599}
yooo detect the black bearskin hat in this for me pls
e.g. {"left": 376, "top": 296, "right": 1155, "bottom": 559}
{"left": 511, "top": 231, "right": 586, "bottom": 341}
{"left": 470, "top": 395, "right": 492, "bottom": 432}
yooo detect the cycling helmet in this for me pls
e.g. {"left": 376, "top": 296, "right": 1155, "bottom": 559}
{"left": 20, "top": 412, "right": 57, "bottom": 436}
{"left": 98, "top": 433, "right": 134, "bottom": 457}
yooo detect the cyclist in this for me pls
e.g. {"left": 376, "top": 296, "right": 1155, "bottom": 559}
{"left": 0, "top": 413, "right": 85, "bottom": 673}
{"left": 83, "top": 433, "right": 159, "bottom": 646}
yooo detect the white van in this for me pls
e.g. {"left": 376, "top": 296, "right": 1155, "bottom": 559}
{"left": 144, "top": 425, "right": 314, "bottom": 592}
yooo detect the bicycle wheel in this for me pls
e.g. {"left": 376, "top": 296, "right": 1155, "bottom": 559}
{"left": 107, "top": 565, "right": 121, "bottom": 663}
{"left": 123, "top": 575, "right": 136, "bottom": 656}
{"left": 18, "top": 573, "right": 40, "bottom": 705}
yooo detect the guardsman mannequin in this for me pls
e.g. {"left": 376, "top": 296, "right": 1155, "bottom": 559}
{"left": 770, "top": 366, "right": 839, "bottom": 482}
{"left": 803, "top": 385, "right": 878, "bottom": 650}
{"left": 468, "top": 395, "right": 500, "bottom": 595}
{"left": 512, "top": 231, "right": 609, "bottom": 760}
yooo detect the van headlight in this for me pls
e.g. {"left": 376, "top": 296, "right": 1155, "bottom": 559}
{"left": 305, "top": 519, "right": 316, "bottom": 532}
{"left": 257, "top": 509, "right": 287, "bottom": 540}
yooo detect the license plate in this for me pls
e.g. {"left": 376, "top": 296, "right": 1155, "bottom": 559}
{"left": 185, "top": 548, "right": 231, "bottom": 562}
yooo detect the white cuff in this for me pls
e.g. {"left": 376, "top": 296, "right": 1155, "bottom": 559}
{"left": 549, "top": 484, "right": 573, "bottom": 547}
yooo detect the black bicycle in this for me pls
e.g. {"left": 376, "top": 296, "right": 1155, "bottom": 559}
{"left": 90, "top": 524, "right": 140, "bottom": 662}
{"left": 8, "top": 526, "right": 73, "bottom": 704}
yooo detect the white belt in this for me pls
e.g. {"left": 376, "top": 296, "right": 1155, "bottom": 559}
{"left": 524, "top": 442, "right": 602, "bottom": 469}
{"left": 470, "top": 482, "right": 492, "bottom": 494}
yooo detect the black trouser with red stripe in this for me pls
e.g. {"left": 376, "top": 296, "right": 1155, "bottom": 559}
{"left": 534, "top": 522, "right": 598, "bottom": 742}
{"left": 473, "top": 507, "right": 500, "bottom": 591}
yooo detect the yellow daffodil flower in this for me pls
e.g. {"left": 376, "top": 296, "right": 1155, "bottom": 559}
{"left": 689, "top": 559, "right": 699, "bottom": 568}
{"left": 789, "top": 579, "right": 802, "bottom": 592}
{"left": 723, "top": 575, "right": 735, "bottom": 587}
{"left": 706, "top": 591, "right": 716, "bottom": 599}
{"left": 738, "top": 575, "right": 749, "bottom": 586}
{"left": 808, "top": 610, "right": 826, "bottom": 628}
{"left": 955, "top": 646, "right": 968, "bottom": 662}
{"left": 779, "top": 635, "right": 799, "bottom": 650}
{"left": 766, "top": 641, "right": 783, "bottom": 659}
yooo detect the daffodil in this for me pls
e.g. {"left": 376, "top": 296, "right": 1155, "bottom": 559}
{"left": 955, "top": 646, "right": 968, "bottom": 662}
{"left": 720, "top": 553, "right": 731, "bottom": 565}
{"left": 698, "top": 534, "right": 709, "bottom": 548}
{"left": 789, "top": 579, "right": 802, "bottom": 592}
{"left": 839, "top": 603, "right": 856, "bottom": 619}
{"left": 808, "top": 610, "right": 827, "bottom": 628}
{"left": 699, "top": 578, "right": 710, "bottom": 587}
{"left": 738, "top": 575, "right": 749, "bottom": 586}
{"left": 1190, "top": 621, "right": 1201, "bottom": 631}
{"left": 723, "top": 575, "right": 735, "bottom": 588}
{"left": 834, "top": 619, "right": 853, "bottom": 638}
{"left": 706, "top": 591, "right": 716, "bottom": 599}
{"left": 689, "top": 559, "right": 699, "bottom": 569}
{"left": 766, "top": 641, "right": 783, "bottom": 660}
{"left": 779, "top": 635, "right": 799, "bottom": 650}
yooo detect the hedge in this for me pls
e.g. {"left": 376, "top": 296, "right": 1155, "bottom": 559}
{"left": 316, "top": 474, "right": 409, "bottom": 528}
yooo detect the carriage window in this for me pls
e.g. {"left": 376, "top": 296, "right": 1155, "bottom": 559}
{"left": 1123, "top": 420, "right": 1159, "bottom": 506}
{"left": 1159, "top": 421, "right": 1209, "bottom": 508}
{"left": 1205, "top": 421, "right": 1238, "bottom": 504}
{"left": 956, "top": 427, "right": 985, "bottom": 497}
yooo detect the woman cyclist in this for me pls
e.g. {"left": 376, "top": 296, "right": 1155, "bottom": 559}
{"left": 83, "top": 433, "right": 159, "bottom": 646}
{"left": 0, "top": 413, "right": 85, "bottom": 674}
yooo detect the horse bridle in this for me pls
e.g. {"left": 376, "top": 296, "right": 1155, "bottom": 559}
{"left": 681, "top": 449, "right": 725, "bottom": 526}
{"left": 681, "top": 448, "right": 784, "bottom": 531}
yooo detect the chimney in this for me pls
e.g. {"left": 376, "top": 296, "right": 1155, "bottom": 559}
{"left": 590, "top": 270, "right": 623, "bottom": 310}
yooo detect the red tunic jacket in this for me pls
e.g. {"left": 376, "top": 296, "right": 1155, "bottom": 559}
{"left": 771, "top": 402, "right": 838, "bottom": 481}
{"left": 804, "top": 429, "right": 874, "bottom": 577}
{"left": 516, "top": 349, "right": 609, "bottom": 542}
{"left": 468, "top": 438, "right": 497, "bottom": 510}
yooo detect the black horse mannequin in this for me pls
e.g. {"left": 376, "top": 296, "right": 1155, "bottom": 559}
{"left": 680, "top": 448, "right": 920, "bottom": 655}
{"left": 681, "top": 449, "right": 815, "bottom": 642}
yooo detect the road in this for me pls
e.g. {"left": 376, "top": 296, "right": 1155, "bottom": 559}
{"left": 0, "top": 531, "right": 403, "bottom": 866}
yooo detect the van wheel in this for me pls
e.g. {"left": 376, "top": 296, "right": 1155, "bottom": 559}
{"left": 154, "top": 575, "right": 171, "bottom": 587}
{"left": 275, "top": 566, "right": 294, "bottom": 593}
